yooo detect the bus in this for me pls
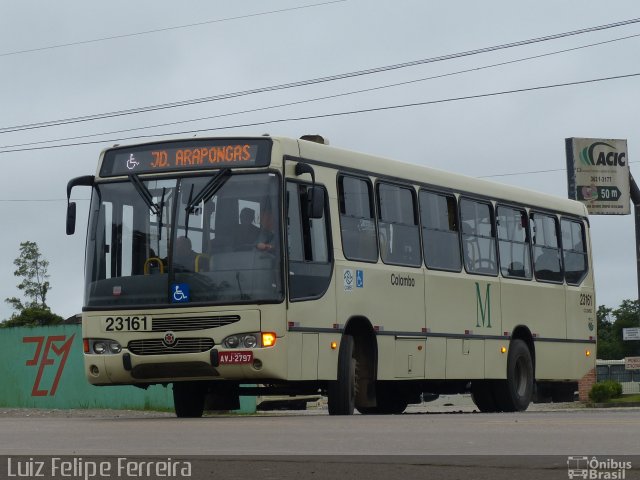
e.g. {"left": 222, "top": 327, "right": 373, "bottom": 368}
{"left": 66, "top": 135, "right": 596, "bottom": 417}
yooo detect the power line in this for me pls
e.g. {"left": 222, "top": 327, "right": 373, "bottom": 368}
{"left": 2, "top": 16, "right": 639, "bottom": 134}
{"left": 480, "top": 168, "right": 566, "bottom": 178}
{"left": 481, "top": 161, "right": 640, "bottom": 179}
{"left": 4, "top": 32, "right": 639, "bottom": 151}
{"left": 0, "top": 198, "right": 90, "bottom": 203}
{"left": 1, "top": 71, "right": 638, "bottom": 155}
{"left": 0, "top": 1, "right": 347, "bottom": 58}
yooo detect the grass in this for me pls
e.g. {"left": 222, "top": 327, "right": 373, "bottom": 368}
{"left": 604, "top": 394, "right": 640, "bottom": 404}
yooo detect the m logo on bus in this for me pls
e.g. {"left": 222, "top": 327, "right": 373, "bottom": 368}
{"left": 475, "top": 283, "right": 492, "bottom": 328}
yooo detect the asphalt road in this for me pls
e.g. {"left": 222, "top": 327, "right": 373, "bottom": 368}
{"left": 1, "top": 400, "right": 639, "bottom": 479}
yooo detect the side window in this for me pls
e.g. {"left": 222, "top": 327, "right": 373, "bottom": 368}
{"left": 497, "top": 206, "right": 532, "bottom": 279}
{"left": 531, "top": 212, "right": 562, "bottom": 282}
{"left": 460, "top": 198, "right": 497, "bottom": 275}
{"left": 377, "top": 183, "right": 421, "bottom": 267}
{"left": 286, "top": 181, "right": 332, "bottom": 300}
{"left": 338, "top": 175, "right": 378, "bottom": 262}
{"left": 561, "top": 218, "right": 588, "bottom": 285}
{"left": 420, "top": 190, "right": 461, "bottom": 271}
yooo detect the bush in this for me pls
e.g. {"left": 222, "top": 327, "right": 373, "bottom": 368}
{"left": 589, "top": 380, "right": 623, "bottom": 403}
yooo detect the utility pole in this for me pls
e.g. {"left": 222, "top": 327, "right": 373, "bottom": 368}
{"left": 630, "top": 174, "right": 640, "bottom": 302}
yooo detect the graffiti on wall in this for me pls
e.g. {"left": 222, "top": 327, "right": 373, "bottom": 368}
{"left": 23, "top": 335, "right": 75, "bottom": 396}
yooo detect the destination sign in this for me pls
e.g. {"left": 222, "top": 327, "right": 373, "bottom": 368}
{"left": 100, "top": 138, "right": 271, "bottom": 177}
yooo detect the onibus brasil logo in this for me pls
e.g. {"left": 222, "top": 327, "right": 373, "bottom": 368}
{"left": 567, "top": 456, "right": 632, "bottom": 479}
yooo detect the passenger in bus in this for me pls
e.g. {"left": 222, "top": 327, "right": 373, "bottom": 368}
{"left": 173, "top": 236, "right": 197, "bottom": 271}
{"left": 235, "top": 207, "right": 260, "bottom": 248}
{"left": 256, "top": 208, "right": 276, "bottom": 252}
{"left": 534, "top": 249, "right": 561, "bottom": 281}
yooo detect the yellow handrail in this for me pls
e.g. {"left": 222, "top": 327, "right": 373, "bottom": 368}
{"left": 144, "top": 257, "right": 164, "bottom": 275}
{"left": 195, "top": 254, "right": 210, "bottom": 273}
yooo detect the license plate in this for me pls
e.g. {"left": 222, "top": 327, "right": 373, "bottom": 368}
{"left": 218, "top": 351, "right": 253, "bottom": 365}
{"left": 102, "top": 315, "right": 151, "bottom": 332}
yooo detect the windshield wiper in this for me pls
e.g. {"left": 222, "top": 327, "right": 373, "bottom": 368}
{"left": 185, "top": 169, "right": 231, "bottom": 214}
{"left": 157, "top": 187, "right": 166, "bottom": 244}
{"left": 129, "top": 174, "right": 160, "bottom": 215}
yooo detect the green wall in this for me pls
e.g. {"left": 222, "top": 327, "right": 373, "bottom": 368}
{"left": 0, "top": 325, "right": 255, "bottom": 413}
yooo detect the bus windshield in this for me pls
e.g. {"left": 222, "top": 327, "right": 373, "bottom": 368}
{"left": 85, "top": 172, "right": 282, "bottom": 308}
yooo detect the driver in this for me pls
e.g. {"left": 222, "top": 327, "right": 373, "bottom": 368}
{"left": 174, "top": 236, "right": 197, "bottom": 271}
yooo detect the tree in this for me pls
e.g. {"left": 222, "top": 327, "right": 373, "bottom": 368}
{"left": 1, "top": 306, "right": 63, "bottom": 328}
{"left": 3, "top": 241, "right": 62, "bottom": 327}
{"left": 610, "top": 300, "right": 640, "bottom": 358}
{"left": 597, "top": 305, "right": 621, "bottom": 359}
{"left": 596, "top": 300, "right": 640, "bottom": 359}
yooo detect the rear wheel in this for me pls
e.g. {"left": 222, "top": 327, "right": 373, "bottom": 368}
{"left": 173, "top": 381, "right": 206, "bottom": 418}
{"left": 495, "top": 339, "right": 534, "bottom": 412}
{"left": 328, "top": 335, "right": 356, "bottom": 415}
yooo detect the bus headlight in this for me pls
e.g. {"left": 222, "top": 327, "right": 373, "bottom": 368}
{"left": 87, "top": 339, "right": 122, "bottom": 355}
{"left": 222, "top": 332, "right": 276, "bottom": 349}
{"left": 243, "top": 335, "right": 258, "bottom": 348}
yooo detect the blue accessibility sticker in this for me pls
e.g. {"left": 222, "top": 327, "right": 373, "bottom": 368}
{"left": 356, "top": 269, "right": 364, "bottom": 288}
{"left": 171, "top": 283, "right": 190, "bottom": 303}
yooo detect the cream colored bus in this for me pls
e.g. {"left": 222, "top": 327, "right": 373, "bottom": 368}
{"left": 66, "top": 135, "right": 595, "bottom": 417}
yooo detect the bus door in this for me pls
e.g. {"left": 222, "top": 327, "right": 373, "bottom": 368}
{"left": 284, "top": 176, "right": 334, "bottom": 381}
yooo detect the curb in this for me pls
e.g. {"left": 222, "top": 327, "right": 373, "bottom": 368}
{"left": 587, "top": 402, "right": 640, "bottom": 408}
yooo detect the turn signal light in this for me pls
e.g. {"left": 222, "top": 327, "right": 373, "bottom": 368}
{"left": 83, "top": 338, "right": 90, "bottom": 353}
{"left": 331, "top": 341, "right": 338, "bottom": 350}
{"left": 586, "top": 350, "right": 591, "bottom": 357}
{"left": 500, "top": 346, "right": 507, "bottom": 354}
{"left": 262, "top": 332, "right": 277, "bottom": 347}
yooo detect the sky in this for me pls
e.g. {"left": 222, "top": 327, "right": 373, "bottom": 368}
{"left": 1, "top": 0, "right": 639, "bottom": 321}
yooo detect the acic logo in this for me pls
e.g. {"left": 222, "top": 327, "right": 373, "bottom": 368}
{"left": 580, "top": 142, "right": 626, "bottom": 167}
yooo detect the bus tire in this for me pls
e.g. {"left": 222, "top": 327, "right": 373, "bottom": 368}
{"left": 471, "top": 381, "right": 499, "bottom": 412}
{"left": 328, "top": 335, "right": 356, "bottom": 415}
{"left": 173, "top": 381, "right": 206, "bottom": 418}
{"left": 496, "top": 339, "right": 534, "bottom": 412}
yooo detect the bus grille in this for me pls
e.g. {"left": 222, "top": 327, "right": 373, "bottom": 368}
{"left": 128, "top": 338, "right": 214, "bottom": 355}
{"left": 151, "top": 315, "right": 240, "bottom": 332}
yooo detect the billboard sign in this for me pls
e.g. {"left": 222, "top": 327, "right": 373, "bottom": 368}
{"left": 625, "top": 357, "right": 640, "bottom": 370}
{"left": 566, "top": 138, "right": 630, "bottom": 215}
{"left": 623, "top": 327, "right": 640, "bottom": 341}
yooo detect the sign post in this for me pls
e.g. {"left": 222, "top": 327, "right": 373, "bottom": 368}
{"left": 622, "top": 328, "right": 640, "bottom": 341}
{"left": 565, "top": 138, "right": 630, "bottom": 215}
{"left": 624, "top": 356, "right": 640, "bottom": 370}
{"left": 566, "top": 138, "right": 638, "bottom": 300}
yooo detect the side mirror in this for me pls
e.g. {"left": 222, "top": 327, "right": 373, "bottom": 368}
{"left": 66, "top": 175, "right": 94, "bottom": 236}
{"left": 308, "top": 186, "right": 325, "bottom": 219}
{"left": 66, "top": 202, "right": 77, "bottom": 235}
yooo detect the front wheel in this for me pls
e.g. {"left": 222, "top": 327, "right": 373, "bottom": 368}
{"left": 328, "top": 335, "right": 356, "bottom": 415}
{"left": 173, "top": 381, "right": 206, "bottom": 418}
{"left": 495, "top": 339, "right": 534, "bottom": 412}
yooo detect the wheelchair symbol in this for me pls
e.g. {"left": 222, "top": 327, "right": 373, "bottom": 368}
{"left": 171, "top": 284, "right": 190, "bottom": 303}
{"left": 126, "top": 154, "right": 140, "bottom": 170}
